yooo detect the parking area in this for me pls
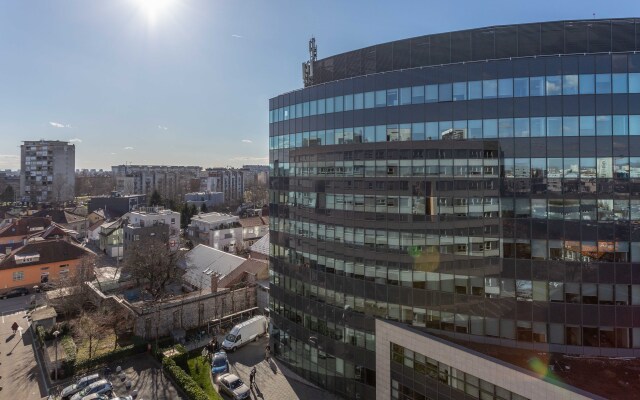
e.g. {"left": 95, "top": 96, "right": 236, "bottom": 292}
{"left": 50, "top": 354, "right": 184, "bottom": 400}
{"left": 216, "top": 335, "right": 338, "bottom": 400}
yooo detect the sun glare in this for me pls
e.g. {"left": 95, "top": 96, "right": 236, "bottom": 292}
{"left": 133, "top": 0, "right": 177, "bottom": 26}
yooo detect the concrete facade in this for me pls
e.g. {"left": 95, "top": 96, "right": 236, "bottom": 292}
{"left": 20, "top": 140, "right": 75, "bottom": 204}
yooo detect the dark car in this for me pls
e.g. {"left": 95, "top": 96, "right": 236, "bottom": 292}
{"left": 2, "top": 287, "right": 29, "bottom": 299}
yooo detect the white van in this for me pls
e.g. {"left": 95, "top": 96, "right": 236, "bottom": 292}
{"left": 222, "top": 315, "right": 268, "bottom": 352}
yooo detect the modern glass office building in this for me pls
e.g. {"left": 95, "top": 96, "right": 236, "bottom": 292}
{"left": 269, "top": 19, "right": 640, "bottom": 400}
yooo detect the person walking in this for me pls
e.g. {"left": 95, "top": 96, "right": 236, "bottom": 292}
{"left": 265, "top": 344, "right": 271, "bottom": 363}
{"left": 11, "top": 322, "right": 18, "bottom": 334}
{"left": 250, "top": 367, "right": 256, "bottom": 387}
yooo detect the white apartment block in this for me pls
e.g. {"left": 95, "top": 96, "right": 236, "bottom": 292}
{"left": 199, "top": 168, "right": 244, "bottom": 205}
{"left": 112, "top": 165, "right": 201, "bottom": 200}
{"left": 20, "top": 140, "right": 75, "bottom": 203}
{"left": 124, "top": 206, "right": 181, "bottom": 252}
{"left": 187, "top": 212, "right": 268, "bottom": 253}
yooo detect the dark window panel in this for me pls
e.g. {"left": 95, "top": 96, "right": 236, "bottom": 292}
{"left": 393, "top": 40, "right": 411, "bottom": 70}
{"left": 376, "top": 42, "right": 393, "bottom": 73}
{"left": 565, "top": 22, "right": 589, "bottom": 53}
{"left": 612, "top": 20, "right": 636, "bottom": 52}
{"left": 561, "top": 55, "right": 580, "bottom": 74}
{"left": 333, "top": 54, "right": 347, "bottom": 81}
{"left": 346, "top": 50, "right": 363, "bottom": 79}
{"left": 430, "top": 33, "right": 451, "bottom": 65}
{"left": 471, "top": 28, "right": 494, "bottom": 60}
{"left": 363, "top": 47, "right": 377, "bottom": 75}
{"left": 595, "top": 54, "right": 612, "bottom": 73}
{"left": 450, "top": 30, "right": 470, "bottom": 63}
{"left": 517, "top": 23, "right": 540, "bottom": 56}
{"left": 410, "top": 37, "right": 430, "bottom": 68}
{"left": 494, "top": 26, "right": 518, "bottom": 58}
{"left": 540, "top": 22, "right": 564, "bottom": 54}
{"left": 589, "top": 21, "right": 612, "bottom": 53}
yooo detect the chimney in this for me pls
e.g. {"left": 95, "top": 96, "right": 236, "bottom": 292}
{"left": 210, "top": 272, "right": 219, "bottom": 293}
{"left": 5, "top": 247, "right": 11, "bottom": 255}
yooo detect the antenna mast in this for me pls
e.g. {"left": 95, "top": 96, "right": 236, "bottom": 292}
{"left": 302, "top": 37, "right": 317, "bottom": 87}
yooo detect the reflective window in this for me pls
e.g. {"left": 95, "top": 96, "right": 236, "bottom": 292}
{"left": 514, "top": 118, "right": 529, "bottom": 137}
{"left": 375, "top": 90, "right": 386, "bottom": 107}
{"left": 468, "top": 81, "right": 482, "bottom": 99}
{"left": 563, "top": 116, "right": 579, "bottom": 136}
{"left": 513, "top": 77, "right": 528, "bottom": 97}
{"left": 580, "top": 116, "right": 596, "bottom": 136}
{"left": 612, "top": 73, "right": 628, "bottom": 93}
{"left": 596, "top": 115, "right": 612, "bottom": 136}
{"left": 563, "top": 75, "right": 579, "bottom": 95}
{"left": 546, "top": 75, "right": 562, "bottom": 95}
{"left": 411, "top": 86, "right": 424, "bottom": 104}
{"left": 399, "top": 87, "right": 411, "bottom": 105}
{"left": 364, "top": 91, "right": 375, "bottom": 108}
{"left": 439, "top": 83, "right": 452, "bottom": 102}
{"left": 425, "top": 84, "right": 438, "bottom": 103}
{"left": 530, "top": 76, "right": 545, "bottom": 96}
{"left": 498, "top": 78, "right": 513, "bottom": 98}
{"left": 482, "top": 80, "right": 497, "bottom": 99}
{"left": 595, "top": 74, "right": 612, "bottom": 94}
{"left": 453, "top": 82, "right": 466, "bottom": 101}
{"left": 334, "top": 96, "right": 343, "bottom": 112}
{"left": 630, "top": 73, "right": 640, "bottom": 93}
{"left": 579, "top": 74, "right": 595, "bottom": 94}
{"left": 530, "top": 117, "right": 545, "bottom": 137}
{"left": 498, "top": 118, "right": 514, "bottom": 137}
{"left": 344, "top": 94, "right": 353, "bottom": 111}
{"left": 547, "top": 117, "right": 562, "bottom": 137}
{"left": 613, "top": 115, "right": 628, "bottom": 136}
{"left": 483, "top": 119, "right": 497, "bottom": 138}
{"left": 354, "top": 93, "right": 364, "bottom": 109}
{"left": 386, "top": 89, "right": 398, "bottom": 107}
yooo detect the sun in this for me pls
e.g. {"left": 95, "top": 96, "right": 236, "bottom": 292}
{"left": 133, "top": 0, "right": 177, "bottom": 26}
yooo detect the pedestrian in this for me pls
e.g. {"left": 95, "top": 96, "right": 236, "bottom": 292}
{"left": 250, "top": 366, "right": 256, "bottom": 387}
{"left": 265, "top": 344, "right": 271, "bottom": 363}
{"left": 11, "top": 322, "right": 18, "bottom": 334}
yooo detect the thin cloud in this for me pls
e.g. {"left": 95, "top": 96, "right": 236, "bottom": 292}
{"left": 158, "top": 125, "right": 168, "bottom": 130}
{"left": 110, "top": 153, "right": 117, "bottom": 155}
{"left": 241, "top": 139, "right": 252, "bottom": 143}
{"left": 49, "top": 121, "right": 71, "bottom": 128}
{"left": 69, "top": 138, "right": 82, "bottom": 143}
{"left": 124, "top": 146, "right": 134, "bottom": 150}
{"left": 231, "top": 34, "right": 243, "bottom": 38}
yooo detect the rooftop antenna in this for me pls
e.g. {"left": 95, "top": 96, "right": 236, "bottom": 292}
{"left": 302, "top": 36, "right": 317, "bottom": 87}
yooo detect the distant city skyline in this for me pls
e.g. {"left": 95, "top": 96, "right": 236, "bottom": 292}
{"left": 0, "top": 0, "right": 635, "bottom": 170}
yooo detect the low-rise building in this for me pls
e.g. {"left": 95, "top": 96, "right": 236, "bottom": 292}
{"left": 184, "top": 191, "right": 224, "bottom": 210}
{"left": 123, "top": 206, "right": 180, "bottom": 255}
{"left": 99, "top": 218, "right": 124, "bottom": 259}
{"left": 31, "top": 209, "right": 88, "bottom": 238}
{"left": 187, "top": 212, "right": 268, "bottom": 253}
{"left": 0, "top": 237, "right": 95, "bottom": 294}
{"left": 88, "top": 192, "right": 147, "bottom": 218}
{"left": 0, "top": 216, "right": 53, "bottom": 254}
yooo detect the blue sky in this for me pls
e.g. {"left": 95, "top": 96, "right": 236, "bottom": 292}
{"left": 0, "top": 0, "right": 636, "bottom": 170}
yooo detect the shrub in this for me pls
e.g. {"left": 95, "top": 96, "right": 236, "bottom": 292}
{"left": 74, "top": 342, "right": 147, "bottom": 372}
{"left": 162, "top": 357, "right": 209, "bottom": 400}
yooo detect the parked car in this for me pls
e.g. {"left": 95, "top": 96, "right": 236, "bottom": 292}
{"left": 211, "top": 351, "right": 229, "bottom": 377}
{"left": 70, "top": 379, "right": 113, "bottom": 400}
{"left": 221, "top": 315, "right": 268, "bottom": 352}
{"left": 60, "top": 374, "right": 102, "bottom": 399}
{"left": 218, "top": 373, "right": 250, "bottom": 400}
{"left": 1, "top": 287, "right": 29, "bottom": 299}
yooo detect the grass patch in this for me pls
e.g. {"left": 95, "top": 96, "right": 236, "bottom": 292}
{"left": 75, "top": 333, "right": 133, "bottom": 363}
{"left": 183, "top": 353, "right": 222, "bottom": 400}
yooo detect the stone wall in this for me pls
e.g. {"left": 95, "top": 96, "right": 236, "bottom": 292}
{"left": 132, "top": 285, "right": 257, "bottom": 339}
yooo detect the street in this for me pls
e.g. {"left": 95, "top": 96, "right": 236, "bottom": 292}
{"left": 0, "top": 297, "right": 48, "bottom": 399}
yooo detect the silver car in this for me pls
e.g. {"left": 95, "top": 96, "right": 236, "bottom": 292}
{"left": 60, "top": 374, "right": 101, "bottom": 399}
{"left": 218, "top": 373, "right": 250, "bottom": 400}
{"left": 69, "top": 379, "right": 113, "bottom": 400}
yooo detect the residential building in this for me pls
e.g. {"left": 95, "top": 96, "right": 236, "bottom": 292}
{"left": 184, "top": 191, "right": 224, "bottom": 210}
{"left": 199, "top": 168, "right": 244, "bottom": 205}
{"left": 20, "top": 140, "right": 75, "bottom": 204}
{"left": 249, "top": 233, "right": 269, "bottom": 261}
{"left": 269, "top": 19, "right": 640, "bottom": 399}
{"left": 0, "top": 237, "right": 94, "bottom": 293}
{"left": 187, "top": 212, "right": 241, "bottom": 251}
{"left": 112, "top": 165, "right": 201, "bottom": 200}
{"left": 99, "top": 218, "right": 124, "bottom": 259}
{"left": 238, "top": 216, "right": 269, "bottom": 248}
{"left": 123, "top": 206, "right": 180, "bottom": 254}
{"left": 0, "top": 216, "right": 53, "bottom": 254}
{"left": 0, "top": 170, "right": 20, "bottom": 201}
{"left": 88, "top": 192, "right": 147, "bottom": 218}
{"left": 31, "top": 208, "right": 87, "bottom": 238}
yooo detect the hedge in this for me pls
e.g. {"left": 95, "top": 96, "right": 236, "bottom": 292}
{"left": 74, "top": 342, "right": 148, "bottom": 372}
{"left": 162, "top": 357, "right": 210, "bottom": 400}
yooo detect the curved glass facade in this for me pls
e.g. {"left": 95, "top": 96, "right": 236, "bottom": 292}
{"left": 270, "top": 19, "right": 640, "bottom": 400}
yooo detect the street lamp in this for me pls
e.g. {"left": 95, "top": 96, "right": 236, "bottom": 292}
{"left": 52, "top": 330, "right": 60, "bottom": 381}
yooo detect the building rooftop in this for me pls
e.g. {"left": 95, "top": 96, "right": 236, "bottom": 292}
{"left": 250, "top": 233, "right": 269, "bottom": 256}
{"left": 190, "top": 212, "right": 237, "bottom": 224}
{"left": 0, "top": 217, "right": 52, "bottom": 238}
{"left": 239, "top": 216, "right": 268, "bottom": 228}
{"left": 180, "top": 244, "right": 246, "bottom": 290}
{"left": 0, "top": 238, "right": 94, "bottom": 270}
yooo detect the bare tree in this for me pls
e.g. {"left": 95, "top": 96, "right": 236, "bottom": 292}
{"left": 49, "top": 254, "right": 97, "bottom": 318}
{"left": 122, "top": 236, "right": 184, "bottom": 301}
{"left": 75, "top": 311, "right": 103, "bottom": 359}
{"left": 97, "top": 307, "right": 134, "bottom": 350}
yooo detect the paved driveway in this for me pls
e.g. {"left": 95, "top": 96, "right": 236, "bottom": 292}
{"left": 218, "top": 335, "right": 338, "bottom": 400}
{"left": 0, "top": 310, "right": 48, "bottom": 399}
